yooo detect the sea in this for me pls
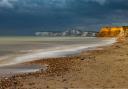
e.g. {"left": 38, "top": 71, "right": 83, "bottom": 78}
{"left": 0, "top": 36, "right": 116, "bottom": 75}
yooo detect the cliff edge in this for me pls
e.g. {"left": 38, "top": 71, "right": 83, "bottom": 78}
{"left": 98, "top": 26, "right": 128, "bottom": 42}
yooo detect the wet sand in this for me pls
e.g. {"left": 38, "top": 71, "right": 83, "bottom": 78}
{"left": 0, "top": 64, "right": 46, "bottom": 78}
{"left": 1, "top": 39, "right": 128, "bottom": 88}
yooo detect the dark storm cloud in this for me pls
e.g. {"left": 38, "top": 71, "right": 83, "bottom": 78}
{"left": 0, "top": 0, "right": 128, "bottom": 35}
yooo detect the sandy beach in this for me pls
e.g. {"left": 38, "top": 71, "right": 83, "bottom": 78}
{"left": 1, "top": 0, "right": 128, "bottom": 88}
{"left": 1, "top": 39, "right": 128, "bottom": 88}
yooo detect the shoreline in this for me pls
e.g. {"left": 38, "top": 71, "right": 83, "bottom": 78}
{"left": 0, "top": 37, "right": 116, "bottom": 67}
{"left": 0, "top": 38, "right": 116, "bottom": 76}
{"left": 0, "top": 38, "right": 128, "bottom": 89}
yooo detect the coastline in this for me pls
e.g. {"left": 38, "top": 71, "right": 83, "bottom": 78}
{"left": 0, "top": 37, "right": 116, "bottom": 67}
{"left": 1, "top": 38, "right": 128, "bottom": 88}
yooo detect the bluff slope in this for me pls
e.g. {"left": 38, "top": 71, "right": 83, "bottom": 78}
{"left": 98, "top": 26, "right": 128, "bottom": 42}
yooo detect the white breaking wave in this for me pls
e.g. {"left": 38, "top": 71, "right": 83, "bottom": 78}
{"left": 0, "top": 38, "right": 116, "bottom": 66}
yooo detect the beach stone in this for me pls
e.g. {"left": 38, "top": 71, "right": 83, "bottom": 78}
{"left": 80, "top": 58, "right": 85, "bottom": 60}
{"left": 115, "top": 45, "right": 121, "bottom": 48}
{"left": 80, "top": 57, "right": 86, "bottom": 60}
{"left": 46, "top": 85, "right": 49, "bottom": 88}
{"left": 62, "top": 79, "right": 67, "bottom": 82}
{"left": 5, "top": 77, "right": 8, "bottom": 80}
{"left": 14, "top": 81, "right": 17, "bottom": 85}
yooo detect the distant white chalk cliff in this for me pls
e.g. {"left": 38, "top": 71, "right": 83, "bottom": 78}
{"left": 35, "top": 29, "right": 98, "bottom": 37}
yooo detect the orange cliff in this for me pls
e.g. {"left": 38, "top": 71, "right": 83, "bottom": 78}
{"left": 98, "top": 26, "right": 128, "bottom": 42}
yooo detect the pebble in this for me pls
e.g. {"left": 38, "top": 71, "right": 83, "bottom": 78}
{"left": 62, "top": 79, "right": 67, "bottom": 82}
{"left": 80, "top": 58, "right": 85, "bottom": 60}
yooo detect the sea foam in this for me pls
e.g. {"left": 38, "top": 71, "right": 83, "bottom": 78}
{"left": 0, "top": 38, "right": 116, "bottom": 66}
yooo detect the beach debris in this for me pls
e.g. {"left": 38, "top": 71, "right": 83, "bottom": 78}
{"left": 39, "top": 64, "right": 49, "bottom": 72}
{"left": 80, "top": 56, "right": 96, "bottom": 61}
{"left": 115, "top": 45, "right": 121, "bottom": 48}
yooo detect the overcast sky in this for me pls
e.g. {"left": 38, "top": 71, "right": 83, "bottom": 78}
{"left": 0, "top": 0, "right": 128, "bottom": 35}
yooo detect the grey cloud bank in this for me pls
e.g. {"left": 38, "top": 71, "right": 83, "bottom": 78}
{"left": 0, "top": 0, "right": 128, "bottom": 35}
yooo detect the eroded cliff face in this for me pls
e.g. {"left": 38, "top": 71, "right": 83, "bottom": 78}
{"left": 98, "top": 26, "right": 128, "bottom": 42}
{"left": 99, "top": 27, "right": 121, "bottom": 37}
